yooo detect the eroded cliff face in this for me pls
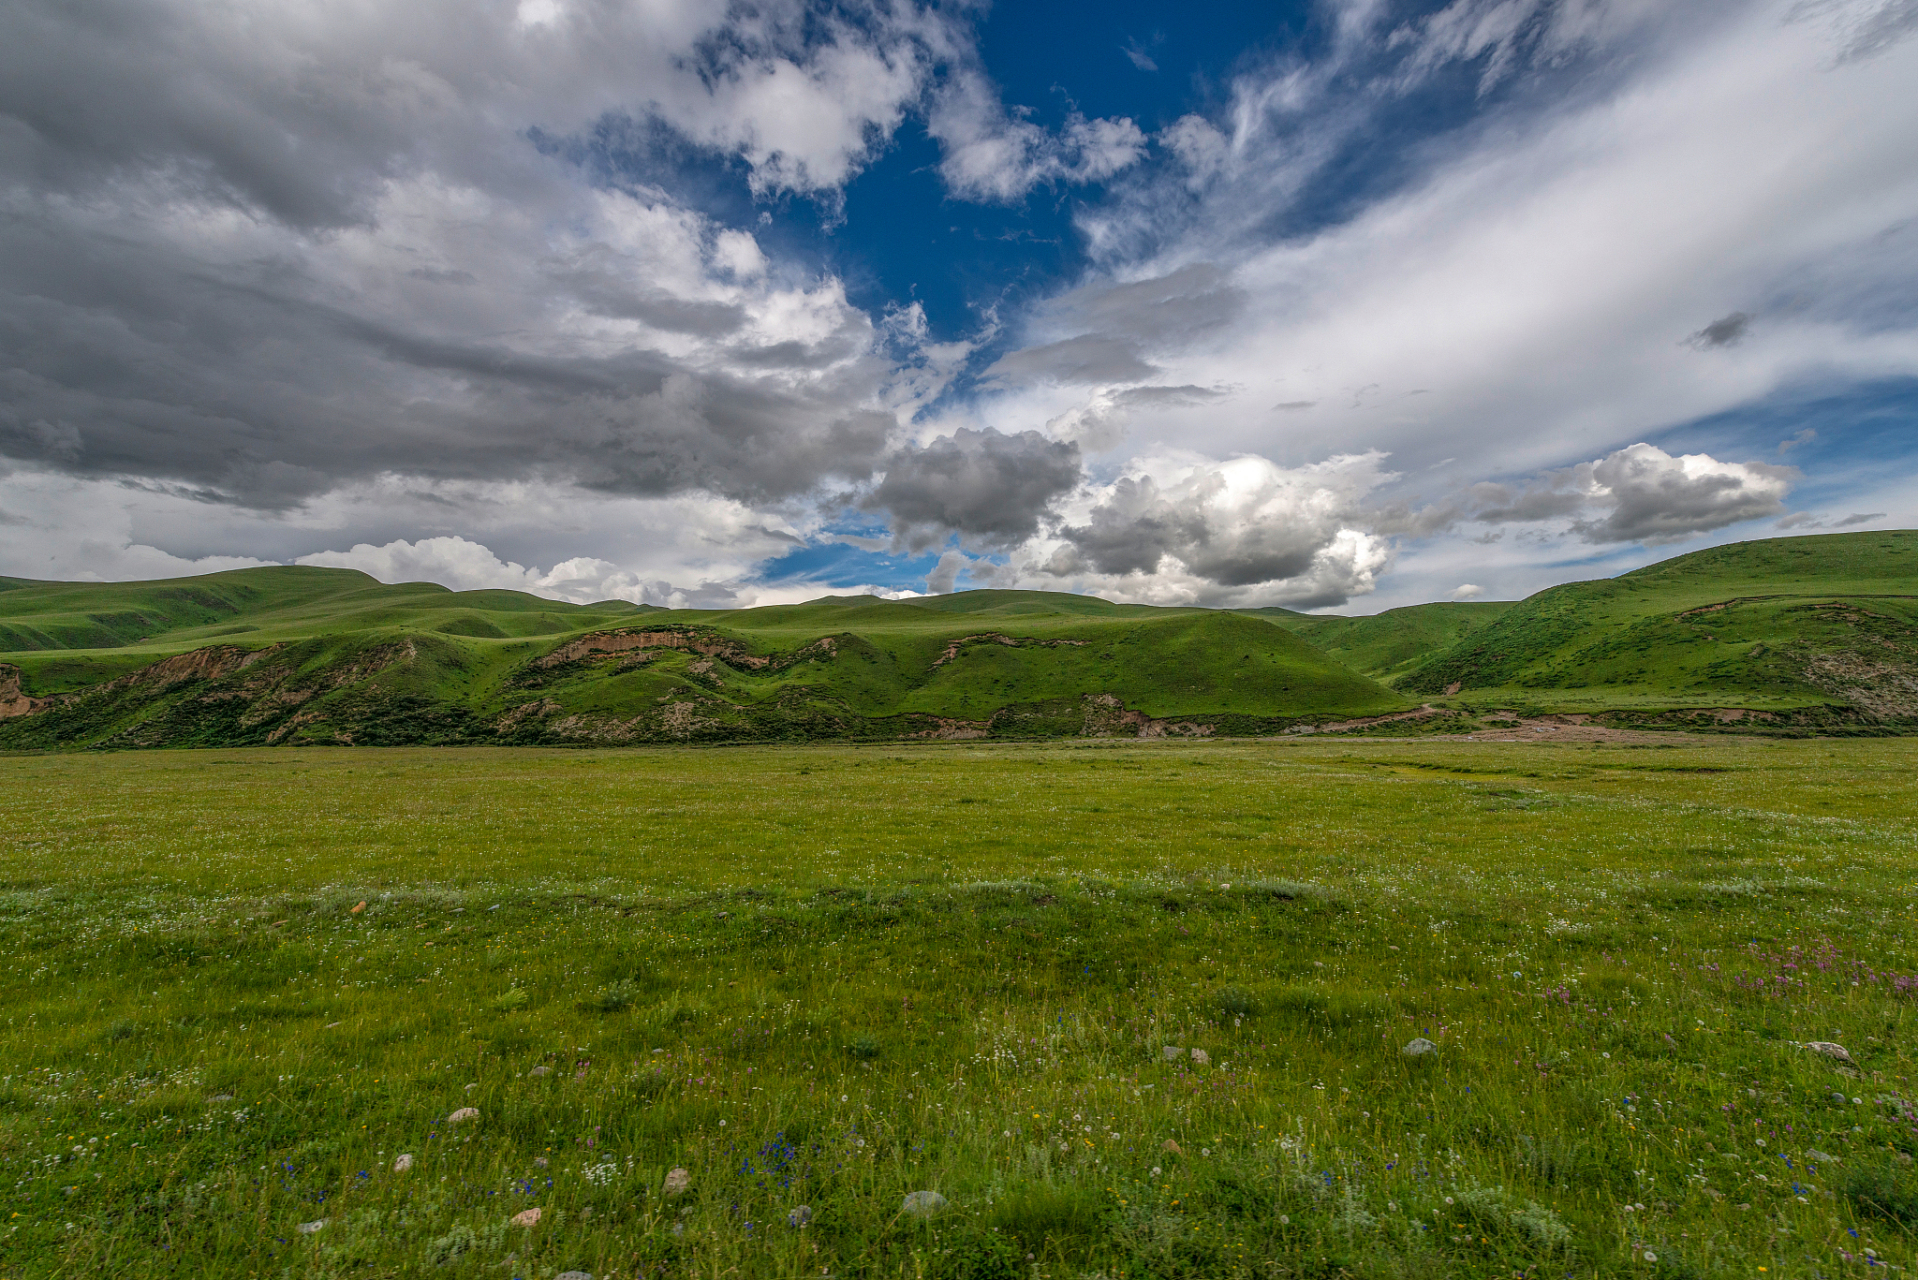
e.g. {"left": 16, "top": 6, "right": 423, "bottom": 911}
{"left": 0, "top": 665, "right": 50, "bottom": 719}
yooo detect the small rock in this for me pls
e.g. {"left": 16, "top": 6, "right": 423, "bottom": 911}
{"left": 1402, "top": 1037, "right": 1438, "bottom": 1057}
{"left": 1804, "top": 1041, "right": 1853, "bottom": 1064}
{"left": 535, "top": 1156, "right": 549, "bottom": 1167}
{"left": 448, "top": 1107, "right": 480, "bottom": 1123}
{"left": 1162, "top": 1139, "right": 1183, "bottom": 1155}
{"left": 555, "top": 1272, "right": 592, "bottom": 1280}
{"left": 324, "top": 1022, "right": 341, "bottom": 1029}
{"left": 393, "top": 1153, "right": 414, "bottom": 1173}
{"left": 1162, "top": 1045, "right": 1186, "bottom": 1061}
{"left": 529, "top": 1065, "right": 552, "bottom": 1077}
{"left": 297, "top": 1218, "right": 328, "bottom": 1234}
{"left": 208, "top": 1094, "right": 234, "bottom": 1102}
{"left": 1808, "top": 1150, "right": 1837, "bottom": 1164}
{"left": 901, "top": 1190, "right": 948, "bottom": 1219}
{"left": 510, "top": 1207, "right": 542, "bottom": 1228}
{"left": 1190, "top": 1049, "right": 1210, "bottom": 1066}
{"left": 664, "top": 1167, "right": 691, "bottom": 1196}
{"left": 788, "top": 1205, "right": 812, "bottom": 1228}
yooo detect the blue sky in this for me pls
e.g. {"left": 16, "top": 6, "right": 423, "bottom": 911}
{"left": 0, "top": 0, "right": 1914, "bottom": 611}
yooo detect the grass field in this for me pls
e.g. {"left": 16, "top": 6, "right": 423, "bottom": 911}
{"left": 3, "top": 738, "right": 1917, "bottom": 1279}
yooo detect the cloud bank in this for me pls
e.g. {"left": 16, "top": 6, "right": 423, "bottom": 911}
{"left": 0, "top": 0, "right": 1912, "bottom": 612}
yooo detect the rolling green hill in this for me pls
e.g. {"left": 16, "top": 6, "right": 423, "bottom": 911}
{"left": 1248, "top": 601, "right": 1515, "bottom": 684}
{"left": 0, "top": 572, "right": 1403, "bottom": 749}
{"left": 1397, "top": 530, "right": 1918, "bottom": 722}
{"left": 6, "top": 529, "right": 1916, "bottom": 749}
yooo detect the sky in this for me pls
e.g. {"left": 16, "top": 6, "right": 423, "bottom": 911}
{"left": 1, "top": 0, "right": 1915, "bottom": 614}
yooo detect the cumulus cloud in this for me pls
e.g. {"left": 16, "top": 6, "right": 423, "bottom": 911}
{"left": 868, "top": 429, "right": 1083, "bottom": 551}
{"left": 1473, "top": 443, "right": 1795, "bottom": 544}
{"left": 999, "top": 450, "right": 1392, "bottom": 609}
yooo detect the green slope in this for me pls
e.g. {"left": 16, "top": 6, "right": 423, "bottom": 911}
{"left": 1397, "top": 530, "right": 1918, "bottom": 720}
{"left": 1250, "top": 601, "right": 1516, "bottom": 684}
{"left": 0, "top": 576, "right": 1403, "bottom": 749}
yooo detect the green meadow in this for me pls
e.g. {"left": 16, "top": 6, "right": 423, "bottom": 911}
{"left": 2, "top": 738, "right": 1916, "bottom": 1278}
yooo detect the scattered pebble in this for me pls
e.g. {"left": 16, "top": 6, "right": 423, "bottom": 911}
{"left": 1804, "top": 1041, "right": 1854, "bottom": 1064}
{"left": 1190, "top": 1049, "right": 1210, "bottom": 1066}
{"left": 1162, "top": 1139, "right": 1183, "bottom": 1155}
{"left": 1162, "top": 1046, "right": 1185, "bottom": 1061}
{"left": 510, "top": 1207, "right": 542, "bottom": 1228}
{"left": 393, "top": 1153, "right": 413, "bottom": 1173}
{"left": 664, "top": 1167, "right": 691, "bottom": 1196}
{"left": 529, "top": 1065, "right": 552, "bottom": 1077}
{"left": 535, "top": 1156, "right": 549, "bottom": 1167}
{"left": 297, "top": 1219, "right": 328, "bottom": 1234}
{"left": 463, "top": 1082, "right": 477, "bottom": 1092}
{"left": 1808, "top": 1149, "right": 1837, "bottom": 1163}
{"left": 555, "top": 1272, "right": 592, "bottom": 1280}
{"left": 788, "top": 1205, "right": 812, "bottom": 1227}
{"left": 901, "top": 1190, "right": 948, "bottom": 1218}
{"left": 1402, "top": 1038, "right": 1438, "bottom": 1057}
{"left": 448, "top": 1107, "right": 479, "bottom": 1123}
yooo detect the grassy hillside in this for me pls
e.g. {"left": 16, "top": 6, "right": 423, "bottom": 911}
{"left": 1251, "top": 601, "right": 1515, "bottom": 683}
{"left": 0, "top": 576, "right": 1404, "bottom": 749}
{"left": 1398, "top": 530, "right": 1918, "bottom": 720}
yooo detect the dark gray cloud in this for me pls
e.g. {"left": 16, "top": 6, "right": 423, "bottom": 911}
{"left": 0, "top": 217, "right": 897, "bottom": 508}
{"left": 1836, "top": 510, "right": 1888, "bottom": 526}
{"left": 0, "top": 0, "right": 954, "bottom": 515}
{"left": 868, "top": 428, "right": 1082, "bottom": 549}
{"left": 1686, "top": 311, "right": 1753, "bottom": 348}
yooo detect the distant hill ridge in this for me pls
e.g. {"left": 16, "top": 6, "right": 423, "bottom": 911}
{"left": 0, "top": 530, "right": 1912, "bottom": 748}
{"left": 1393, "top": 530, "right": 1918, "bottom": 723}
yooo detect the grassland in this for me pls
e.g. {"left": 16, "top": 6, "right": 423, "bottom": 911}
{"left": 2, "top": 738, "right": 1915, "bottom": 1278}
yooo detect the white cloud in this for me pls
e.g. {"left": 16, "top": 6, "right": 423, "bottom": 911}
{"left": 1004, "top": 450, "right": 1394, "bottom": 609}
{"left": 985, "top": 0, "right": 1918, "bottom": 508}
{"left": 928, "top": 69, "right": 1148, "bottom": 203}
{"left": 1472, "top": 443, "right": 1795, "bottom": 543}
